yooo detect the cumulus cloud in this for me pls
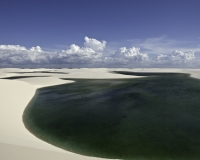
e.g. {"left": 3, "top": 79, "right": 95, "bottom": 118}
{"left": 156, "top": 50, "right": 195, "bottom": 64}
{"left": 55, "top": 44, "right": 102, "bottom": 64}
{"left": 30, "top": 46, "right": 43, "bottom": 52}
{"left": 84, "top": 36, "right": 106, "bottom": 51}
{"left": 0, "top": 45, "right": 50, "bottom": 65}
{"left": 0, "top": 37, "right": 104, "bottom": 66}
{"left": 0, "top": 37, "right": 198, "bottom": 67}
{"left": 103, "top": 57, "right": 128, "bottom": 65}
{"left": 112, "top": 47, "right": 149, "bottom": 60}
{"left": 61, "top": 44, "right": 102, "bottom": 58}
{"left": 102, "top": 47, "right": 149, "bottom": 66}
{"left": 0, "top": 45, "right": 26, "bottom": 51}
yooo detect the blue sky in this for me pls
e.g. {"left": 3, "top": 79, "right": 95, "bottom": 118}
{"left": 0, "top": 0, "right": 200, "bottom": 67}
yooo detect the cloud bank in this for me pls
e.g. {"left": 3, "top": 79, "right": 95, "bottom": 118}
{"left": 156, "top": 50, "right": 195, "bottom": 64}
{"left": 0, "top": 37, "right": 103, "bottom": 66}
{"left": 0, "top": 37, "right": 198, "bottom": 68}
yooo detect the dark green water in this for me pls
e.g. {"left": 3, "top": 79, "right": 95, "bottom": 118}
{"left": 1, "top": 76, "right": 49, "bottom": 79}
{"left": 23, "top": 72, "right": 200, "bottom": 160}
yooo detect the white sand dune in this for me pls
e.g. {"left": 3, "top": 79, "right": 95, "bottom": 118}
{"left": 3, "top": 68, "right": 140, "bottom": 79}
{"left": 0, "top": 78, "right": 72, "bottom": 153}
{"left": 17, "top": 77, "right": 74, "bottom": 89}
{"left": 0, "top": 142, "right": 111, "bottom": 160}
{"left": 0, "top": 68, "right": 200, "bottom": 160}
{"left": 0, "top": 142, "right": 72, "bottom": 160}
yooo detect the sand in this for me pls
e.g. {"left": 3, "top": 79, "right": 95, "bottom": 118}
{"left": 0, "top": 142, "right": 111, "bottom": 160}
{"left": 0, "top": 78, "right": 72, "bottom": 153}
{"left": 0, "top": 68, "right": 200, "bottom": 160}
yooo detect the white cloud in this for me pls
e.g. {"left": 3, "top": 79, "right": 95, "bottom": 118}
{"left": 0, "top": 45, "right": 26, "bottom": 51}
{"left": 120, "top": 36, "right": 200, "bottom": 55}
{"left": 102, "top": 47, "right": 149, "bottom": 66}
{"left": 61, "top": 44, "right": 100, "bottom": 58}
{"left": 103, "top": 57, "right": 128, "bottom": 65}
{"left": 0, "top": 36, "right": 199, "bottom": 67}
{"left": 84, "top": 36, "right": 106, "bottom": 51}
{"left": 0, "top": 45, "right": 49, "bottom": 65}
{"left": 0, "top": 37, "right": 103, "bottom": 66}
{"left": 112, "top": 47, "right": 149, "bottom": 61}
{"left": 30, "top": 46, "right": 43, "bottom": 52}
{"left": 155, "top": 50, "right": 195, "bottom": 64}
{"left": 56, "top": 44, "right": 102, "bottom": 64}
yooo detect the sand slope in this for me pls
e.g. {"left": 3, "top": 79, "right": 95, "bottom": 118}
{"left": 0, "top": 79, "right": 72, "bottom": 153}
{"left": 0, "top": 142, "right": 108, "bottom": 160}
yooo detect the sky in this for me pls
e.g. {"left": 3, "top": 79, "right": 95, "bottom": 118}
{"left": 0, "top": 0, "right": 200, "bottom": 68}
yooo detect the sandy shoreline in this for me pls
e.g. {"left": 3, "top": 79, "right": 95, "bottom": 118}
{"left": 1, "top": 68, "right": 200, "bottom": 159}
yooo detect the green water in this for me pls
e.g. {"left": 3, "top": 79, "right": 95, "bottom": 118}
{"left": 1, "top": 76, "right": 49, "bottom": 79}
{"left": 23, "top": 72, "right": 200, "bottom": 160}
